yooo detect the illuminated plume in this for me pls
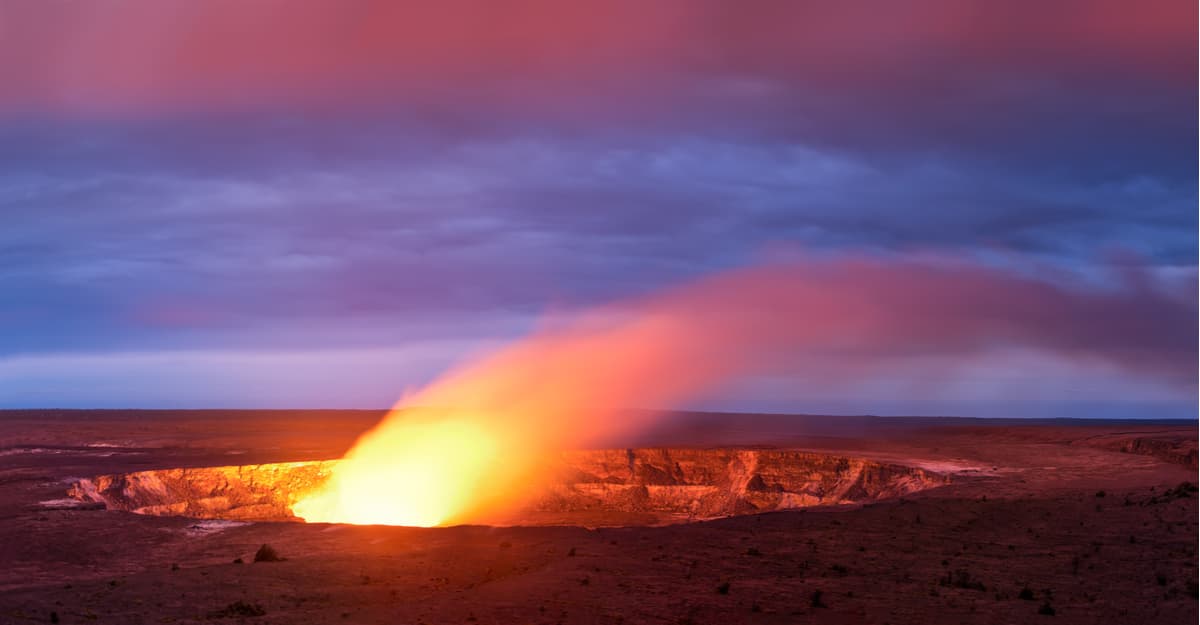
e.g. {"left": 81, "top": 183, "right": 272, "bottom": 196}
{"left": 292, "top": 256, "right": 1194, "bottom": 526}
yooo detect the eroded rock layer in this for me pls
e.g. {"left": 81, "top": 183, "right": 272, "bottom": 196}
{"left": 68, "top": 461, "right": 337, "bottom": 521}
{"left": 68, "top": 449, "right": 946, "bottom": 523}
{"left": 539, "top": 448, "right": 946, "bottom": 519}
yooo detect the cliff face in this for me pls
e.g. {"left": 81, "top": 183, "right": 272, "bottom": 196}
{"left": 536, "top": 448, "right": 946, "bottom": 519}
{"left": 68, "top": 461, "right": 337, "bottom": 522}
{"left": 68, "top": 449, "right": 947, "bottom": 524}
{"left": 1073, "top": 433, "right": 1199, "bottom": 470}
{"left": 1114, "top": 438, "right": 1199, "bottom": 470}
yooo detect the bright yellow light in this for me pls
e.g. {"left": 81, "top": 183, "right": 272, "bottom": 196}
{"left": 292, "top": 419, "right": 499, "bottom": 527}
{"left": 287, "top": 264, "right": 813, "bottom": 527}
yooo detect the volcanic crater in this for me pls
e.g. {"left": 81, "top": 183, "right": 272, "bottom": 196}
{"left": 66, "top": 448, "right": 948, "bottom": 525}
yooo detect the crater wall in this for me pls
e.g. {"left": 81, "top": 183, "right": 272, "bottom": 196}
{"left": 68, "top": 448, "right": 947, "bottom": 524}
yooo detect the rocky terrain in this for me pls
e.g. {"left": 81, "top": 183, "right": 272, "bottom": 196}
{"left": 538, "top": 448, "right": 945, "bottom": 519}
{"left": 1073, "top": 432, "right": 1199, "bottom": 469}
{"left": 67, "top": 461, "right": 338, "bottom": 522}
{"left": 0, "top": 410, "right": 1195, "bottom": 625}
{"left": 66, "top": 448, "right": 947, "bottom": 524}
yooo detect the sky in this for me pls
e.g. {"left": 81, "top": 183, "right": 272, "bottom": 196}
{"left": 0, "top": 1, "right": 1196, "bottom": 417}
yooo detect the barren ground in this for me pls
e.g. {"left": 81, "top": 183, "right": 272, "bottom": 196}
{"left": 0, "top": 410, "right": 1195, "bottom": 625}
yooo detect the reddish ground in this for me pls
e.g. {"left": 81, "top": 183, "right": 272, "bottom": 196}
{"left": 0, "top": 410, "right": 1195, "bottom": 625}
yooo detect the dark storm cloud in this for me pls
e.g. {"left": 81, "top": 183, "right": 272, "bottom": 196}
{"left": 2, "top": 129, "right": 1193, "bottom": 357}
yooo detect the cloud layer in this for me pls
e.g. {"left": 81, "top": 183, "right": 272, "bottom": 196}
{"left": 0, "top": 1, "right": 1194, "bottom": 414}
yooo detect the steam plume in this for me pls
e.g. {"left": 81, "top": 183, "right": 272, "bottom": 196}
{"left": 293, "top": 255, "right": 1195, "bottom": 526}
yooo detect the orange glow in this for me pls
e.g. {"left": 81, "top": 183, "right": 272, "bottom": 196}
{"left": 290, "top": 291, "right": 739, "bottom": 526}
{"left": 290, "top": 258, "right": 1192, "bottom": 527}
{"left": 291, "top": 418, "right": 501, "bottom": 526}
{"left": 289, "top": 309, "right": 710, "bottom": 526}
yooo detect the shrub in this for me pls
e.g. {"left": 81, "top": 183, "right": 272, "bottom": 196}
{"left": 940, "top": 569, "right": 986, "bottom": 591}
{"left": 1167, "top": 482, "right": 1197, "bottom": 498}
{"left": 716, "top": 582, "right": 730, "bottom": 595}
{"left": 1038, "top": 602, "right": 1056, "bottom": 616}
{"left": 1018, "top": 587, "right": 1035, "bottom": 600}
{"left": 1150, "top": 482, "right": 1198, "bottom": 504}
{"left": 810, "top": 590, "right": 827, "bottom": 608}
{"left": 209, "top": 601, "right": 266, "bottom": 618}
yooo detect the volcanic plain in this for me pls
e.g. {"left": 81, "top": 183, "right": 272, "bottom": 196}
{"left": 0, "top": 409, "right": 1195, "bottom": 625}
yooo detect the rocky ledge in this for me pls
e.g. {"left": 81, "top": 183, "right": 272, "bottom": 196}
{"left": 68, "top": 448, "right": 947, "bottom": 524}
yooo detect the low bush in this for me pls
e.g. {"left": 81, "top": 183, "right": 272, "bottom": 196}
{"left": 209, "top": 601, "right": 266, "bottom": 618}
{"left": 939, "top": 569, "right": 985, "bottom": 591}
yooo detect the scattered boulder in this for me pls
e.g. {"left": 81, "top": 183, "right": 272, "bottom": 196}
{"left": 254, "top": 544, "right": 283, "bottom": 563}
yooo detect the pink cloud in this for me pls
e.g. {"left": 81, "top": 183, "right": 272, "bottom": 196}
{"left": 1, "top": 1, "right": 1191, "bottom": 116}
